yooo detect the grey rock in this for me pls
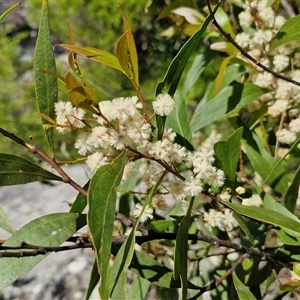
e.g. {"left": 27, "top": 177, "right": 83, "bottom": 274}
{"left": 0, "top": 165, "right": 100, "bottom": 300}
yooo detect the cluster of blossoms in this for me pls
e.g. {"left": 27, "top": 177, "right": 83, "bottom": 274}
{"left": 54, "top": 93, "right": 235, "bottom": 230}
{"left": 235, "top": 1, "right": 300, "bottom": 151}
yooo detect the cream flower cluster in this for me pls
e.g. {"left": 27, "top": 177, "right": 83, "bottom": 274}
{"left": 235, "top": 0, "right": 300, "bottom": 150}
{"left": 55, "top": 93, "right": 229, "bottom": 226}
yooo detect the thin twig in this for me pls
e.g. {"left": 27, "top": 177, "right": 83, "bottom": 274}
{"left": 189, "top": 253, "right": 249, "bottom": 299}
{"left": 205, "top": 0, "right": 300, "bottom": 87}
{"left": 0, "top": 127, "right": 87, "bottom": 197}
{"left": 0, "top": 231, "right": 292, "bottom": 269}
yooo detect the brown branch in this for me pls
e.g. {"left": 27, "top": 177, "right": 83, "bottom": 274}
{"left": 0, "top": 127, "right": 87, "bottom": 197}
{"left": 189, "top": 253, "right": 249, "bottom": 299}
{"left": 0, "top": 231, "right": 292, "bottom": 270}
{"left": 205, "top": 0, "right": 300, "bottom": 87}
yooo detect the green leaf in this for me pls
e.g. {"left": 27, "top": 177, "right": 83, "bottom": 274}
{"left": 57, "top": 44, "right": 123, "bottom": 72}
{"left": 242, "top": 140, "right": 288, "bottom": 195}
{"left": 0, "top": 153, "right": 62, "bottom": 186}
{"left": 0, "top": 203, "right": 16, "bottom": 234}
{"left": 263, "top": 194, "right": 300, "bottom": 223}
{"left": 155, "top": 2, "right": 221, "bottom": 97}
{"left": 70, "top": 181, "right": 89, "bottom": 213}
{"left": 166, "top": 91, "right": 194, "bottom": 150}
{"left": 182, "top": 49, "right": 215, "bottom": 96}
{"left": 232, "top": 272, "right": 257, "bottom": 300}
{"left": 190, "top": 83, "right": 265, "bottom": 132}
{"left": 87, "top": 151, "right": 127, "bottom": 300}
{"left": 233, "top": 212, "right": 255, "bottom": 245}
{"left": 284, "top": 165, "right": 300, "bottom": 213}
{"left": 0, "top": 2, "right": 21, "bottom": 22}
{"left": 85, "top": 259, "right": 100, "bottom": 300}
{"left": 125, "top": 249, "right": 199, "bottom": 289}
{"left": 214, "top": 54, "right": 236, "bottom": 95}
{"left": 65, "top": 72, "right": 98, "bottom": 113}
{"left": 214, "top": 127, "right": 243, "bottom": 188}
{"left": 110, "top": 228, "right": 135, "bottom": 300}
{"left": 274, "top": 229, "right": 300, "bottom": 246}
{"left": 223, "top": 202, "right": 300, "bottom": 238}
{"left": 34, "top": 0, "right": 58, "bottom": 156}
{"left": 116, "top": 32, "right": 136, "bottom": 83}
{"left": 120, "top": 10, "right": 139, "bottom": 85}
{"left": 174, "top": 198, "right": 194, "bottom": 300}
{"left": 270, "top": 15, "right": 300, "bottom": 51}
{"left": 147, "top": 220, "right": 176, "bottom": 232}
{"left": 127, "top": 276, "right": 150, "bottom": 300}
{"left": 0, "top": 213, "right": 86, "bottom": 290}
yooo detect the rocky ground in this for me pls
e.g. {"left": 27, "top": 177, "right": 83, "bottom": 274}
{"left": 0, "top": 165, "right": 101, "bottom": 300}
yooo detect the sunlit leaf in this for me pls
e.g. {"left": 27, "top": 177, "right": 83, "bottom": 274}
{"left": 57, "top": 44, "right": 123, "bottom": 72}
{"left": 182, "top": 48, "right": 215, "bottom": 96}
{"left": 0, "top": 153, "right": 62, "bottom": 186}
{"left": 155, "top": 2, "right": 221, "bottom": 97}
{"left": 223, "top": 202, "right": 300, "bottom": 238}
{"left": 0, "top": 2, "right": 20, "bottom": 22}
{"left": 88, "top": 151, "right": 127, "bottom": 300}
{"left": 191, "top": 83, "right": 265, "bottom": 132}
{"left": 270, "top": 15, "right": 300, "bottom": 51}
{"left": 127, "top": 276, "right": 150, "bottom": 300}
{"left": 34, "top": 0, "right": 58, "bottom": 156}
{"left": 0, "top": 213, "right": 86, "bottom": 290}
{"left": 120, "top": 9, "right": 139, "bottom": 85}
{"left": 232, "top": 272, "right": 257, "bottom": 299}
{"left": 65, "top": 72, "right": 98, "bottom": 113}
{"left": 284, "top": 165, "right": 300, "bottom": 213}
{"left": 166, "top": 91, "right": 194, "bottom": 150}
{"left": 116, "top": 32, "right": 135, "bottom": 83}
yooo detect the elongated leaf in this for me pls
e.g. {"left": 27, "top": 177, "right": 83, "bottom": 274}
{"left": 57, "top": 44, "right": 123, "bottom": 71}
{"left": 116, "top": 32, "right": 135, "bottom": 83}
{"left": 0, "top": 153, "right": 62, "bottom": 186}
{"left": 34, "top": 0, "right": 58, "bottom": 156}
{"left": 120, "top": 10, "right": 139, "bottom": 85}
{"left": 122, "top": 249, "right": 199, "bottom": 289}
{"left": 110, "top": 228, "right": 135, "bottom": 299}
{"left": 264, "top": 194, "right": 300, "bottom": 223}
{"left": 85, "top": 259, "right": 100, "bottom": 300}
{"left": 191, "top": 83, "right": 265, "bottom": 132}
{"left": 65, "top": 72, "right": 98, "bottom": 113}
{"left": 70, "top": 181, "right": 89, "bottom": 213}
{"left": 233, "top": 272, "right": 257, "bottom": 300}
{"left": 233, "top": 212, "right": 255, "bottom": 245}
{"left": 87, "top": 151, "right": 127, "bottom": 300}
{"left": 182, "top": 49, "right": 215, "bottom": 96}
{"left": 0, "top": 213, "right": 86, "bottom": 290}
{"left": 0, "top": 203, "right": 16, "bottom": 234}
{"left": 242, "top": 141, "right": 288, "bottom": 195}
{"left": 127, "top": 276, "right": 150, "bottom": 300}
{"left": 214, "top": 127, "right": 243, "bottom": 188}
{"left": 0, "top": 2, "right": 20, "bottom": 22}
{"left": 284, "top": 165, "right": 300, "bottom": 213}
{"left": 214, "top": 54, "right": 236, "bottom": 95}
{"left": 271, "top": 15, "right": 300, "bottom": 51}
{"left": 174, "top": 198, "right": 194, "bottom": 300}
{"left": 166, "top": 91, "right": 194, "bottom": 150}
{"left": 155, "top": 2, "right": 221, "bottom": 97}
{"left": 223, "top": 202, "right": 300, "bottom": 238}
{"left": 147, "top": 220, "right": 176, "bottom": 232}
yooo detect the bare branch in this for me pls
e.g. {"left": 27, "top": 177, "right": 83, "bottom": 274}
{"left": 205, "top": 0, "right": 300, "bottom": 87}
{"left": 0, "top": 127, "right": 87, "bottom": 197}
